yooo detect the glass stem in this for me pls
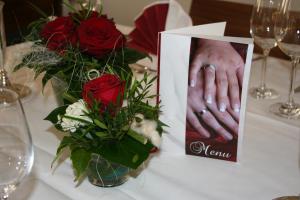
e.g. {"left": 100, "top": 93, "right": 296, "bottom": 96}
{"left": 287, "top": 57, "right": 299, "bottom": 107}
{"left": 259, "top": 49, "right": 270, "bottom": 90}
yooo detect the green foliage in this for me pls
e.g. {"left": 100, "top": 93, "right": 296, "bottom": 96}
{"left": 51, "top": 136, "right": 74, "bottom": 167}
{"left": 14, "top": 45, "right": 146, "bottom": 101}
{"left": 45, "top": 73, "right": 166, "bottom": 179}
{"left": 25, "top": 18, "right": 48, "bottom": 41}
{"left": 70, "top": 148, "right": 91, "bottom": 180}
{"left": 127, "top": 129, "right": 147, "bottom": 144}
{"left": 44, "top": 105, "right": 68, "bottom": 124}
{"left": 96, "top": 135, "right": 154, "bottom": 169}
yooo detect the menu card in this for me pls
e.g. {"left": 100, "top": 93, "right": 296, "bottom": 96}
{"left": 158, "top": 22, "right": 254, "bottom": 162}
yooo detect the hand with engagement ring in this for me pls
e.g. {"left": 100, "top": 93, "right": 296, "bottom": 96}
{"left": 186, "top": 70, "right": 239, "bottom": 141}
{"left": 189, "top": 39, "right": 245, "bottom": 113}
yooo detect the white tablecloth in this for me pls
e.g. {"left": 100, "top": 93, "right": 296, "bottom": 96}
{"left": 5, "top": 41, "right": 300, "bottom": 200}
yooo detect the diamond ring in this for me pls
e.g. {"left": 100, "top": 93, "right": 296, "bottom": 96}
{"left": 205, "top": 64, "right": 216, "bottom": 71}
{"left": 197, "top": 108, "right": 208, "bottom": 116}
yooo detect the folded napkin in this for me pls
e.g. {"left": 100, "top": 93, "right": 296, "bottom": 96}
{"left": 128, "top": 0, "right": 192, "bottom": 57}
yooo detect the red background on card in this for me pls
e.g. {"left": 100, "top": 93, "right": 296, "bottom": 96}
{"left": 186, "top": 128, "right": 238, "bottom": 162}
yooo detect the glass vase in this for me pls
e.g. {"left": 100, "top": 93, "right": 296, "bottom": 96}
{"left": 87, "top": 153, "right": 131, "bottom": 187}
{"left": 50, "top": 76, "right": 68, "bottom": 106}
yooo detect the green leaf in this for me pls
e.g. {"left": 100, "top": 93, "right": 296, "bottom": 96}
{"left": 56, "top": 136, "right": 73, "bottom": 155}
{"left": 95, "top": 132, "right": 108, "bottom": 138}
{"left": 13, "top": 63, "right": 26, "bottom": 72}
{"left": 51, "top": 136, "right": 74, "bottom": 167}
{"left": 94, "top": 119, "right": 107, "bottom": 129}
{"left": 70, "top": 148, "right": 91, "bottom": 180}
{"left": 148, "top": 76, "right": 157, "bottom": 84}
{"left": 127, "top": 129, "right": 147, "bottom": 144}
{"left": 98, "top": 135, "right": 153, "bottom": 169}
{"left": 158, "top": 120, "right": 169, "bottom": 128}
{"left": 156, "top": 120, "right": 169, "bottom": 135}
{"left": 44, "top": 105, "right": 68, "bottom": 124}
{"left": 146, "top": 94, "right": 157, "bottom": 99}
{"left": 62, "top": 92, "right": 77, "bottom": 103}
{"left": 122, "top": 48, "right": 148, "bottom": 64}
{"left": 121, "top": 125, "right": 129, "bottom": 131}
{"left": 132, "top": 154, "right": 139, "bottom": 163}
{"left": 42, "top": 70, "right": 57, "bottom": 91}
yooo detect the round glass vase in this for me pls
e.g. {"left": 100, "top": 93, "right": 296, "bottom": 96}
{"left": 50, "top": 76, "right": 68, "bottom": 106}
{"left": 87, "top": 153, "right": 131, "bottom": 187}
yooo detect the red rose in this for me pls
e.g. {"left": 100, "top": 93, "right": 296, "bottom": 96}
{"left": 82, "top": 74, "right": 125, "bottom": 112}
{"left": 77, "top": 16, "right": 126, "bottom": 58}
{"left": 40, "top": 16, "right": 76, "bottom": 51}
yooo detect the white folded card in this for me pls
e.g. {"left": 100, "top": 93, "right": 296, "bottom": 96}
{"left": 158, "top": 22, "right": 254, "bottom": 162}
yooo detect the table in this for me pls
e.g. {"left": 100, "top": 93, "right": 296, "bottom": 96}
{"left": 5, "top": 41, "right": 300, "bottom": 200}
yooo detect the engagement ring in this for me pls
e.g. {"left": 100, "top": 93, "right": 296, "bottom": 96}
{"left": 197, "top": 108, "right": 208, "bottom": 116}
{"left": 205, "top": 64, "right": 216, "bottom": 71}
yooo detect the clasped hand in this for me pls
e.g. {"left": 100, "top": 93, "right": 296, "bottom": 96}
{"left": 187, "top": 39, "right": 244, "bottom": 141}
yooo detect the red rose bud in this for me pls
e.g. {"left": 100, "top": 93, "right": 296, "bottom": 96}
{"left": 40, "top": 16, "right": 77, "bottom": 51}
{"left": 82, "top": 74, "right": 125, "bottom": 113}
{"left": 77, "top": 16, "right": 126, "bottom": 58}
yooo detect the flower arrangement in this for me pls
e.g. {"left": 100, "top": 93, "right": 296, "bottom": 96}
{"left": 15, "top": 1, "right": 165, "bottom": 182}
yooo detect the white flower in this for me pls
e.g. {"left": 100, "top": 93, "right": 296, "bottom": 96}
{"left": 48, "top": 16, "right": 57, "bottom": 21}
{"left": 59, "top": 99, "right": 92, "bottom": 132}
{"left": 131, "top": 114, "right": 161, "bottom": 147}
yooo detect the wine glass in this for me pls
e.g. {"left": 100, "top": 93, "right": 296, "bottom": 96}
{"left": 249, "top": 0, "right": 280, "bottom": 99}
{"left": 0, "top": 1, "right": 31, "bottom": 100}
{"left": 0, "top": 88, "right": 34, "bottom": 199}
{"left": 270, "top": 0, "right": 300, "bottom": 119}
{"left": 68, "top": 0, "right": 102, "bottom": 12}
{"left": 82, "top": 0, "right": 102, "bottom": 11}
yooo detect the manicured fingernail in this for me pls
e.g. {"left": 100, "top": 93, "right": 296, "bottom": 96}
{"left": 233, "top": 104, "right": 240, "bottom": 113}
{"left": 190, "top": 80, "right": 195, "bottom": 87}
{"left": 203, "top": 132, "right": 210, "bottom": 138}
{"left": 219, "top": 103, "right": 226, "bottom": 112}
{"left": 224, "top": 132, "right": 233, "bottom": 141}
{"left": 206, "top": 95, "right": 212, "bottom": 104}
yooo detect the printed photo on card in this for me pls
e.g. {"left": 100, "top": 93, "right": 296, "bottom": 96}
{"left": 158, "top": 23, "right": 254, "bottom": 162}
{"left": 186, "top": 38, "right": 248, "bottom": 162}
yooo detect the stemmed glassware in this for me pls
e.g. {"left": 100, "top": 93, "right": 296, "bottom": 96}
{"left": 0, "top": 1, "right": 31, "bottom": 99}
{"left": 0, "top": 88, "right": 34, "bottom": 199}
{"left": 82, "top": 0, "right": 102, "bottom": 11}
{"left": 270, "top": 0, "right": 300, "bottom": 119}
{"left": 249, "top": 0, "right": 280, "bottom": 99}
{"left": 68, "top": 0, "right": 102, "bottom": 12}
